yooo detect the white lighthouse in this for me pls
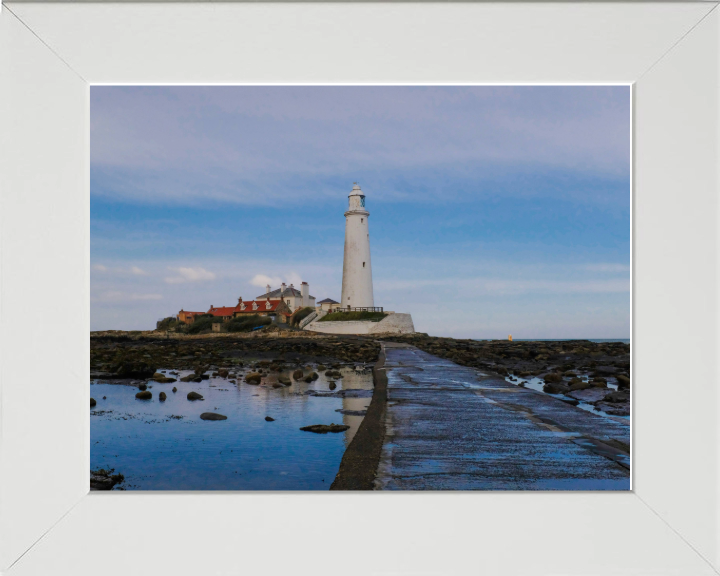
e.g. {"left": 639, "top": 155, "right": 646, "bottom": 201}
{"left": 341, "top": 183, "right": 374, "bottom": 309}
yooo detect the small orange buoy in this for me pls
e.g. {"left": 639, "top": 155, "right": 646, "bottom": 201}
{"left": 508, "top": 335, "right": 513, "bottom": 341}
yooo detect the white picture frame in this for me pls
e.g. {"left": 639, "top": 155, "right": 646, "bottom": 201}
{"left": 1, "top": 2, "right": 718, "bottom": 574}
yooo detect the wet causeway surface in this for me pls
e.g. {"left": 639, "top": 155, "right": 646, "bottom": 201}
{"left": 376, "top": 344, "right": 630, "bottom": 490}
{"left": 91, "top": 366, "right": 373, "bottom": 490}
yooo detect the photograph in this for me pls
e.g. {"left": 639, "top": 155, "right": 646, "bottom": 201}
{"left": 90, "top": 85, "right": 630, "bottom": 491}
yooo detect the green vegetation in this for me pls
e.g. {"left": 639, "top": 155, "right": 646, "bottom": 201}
{"left": 291, "top": 307, "right": 315, "bottom": 327}
{"left": 319, "top": 311, "right": 387, "bottom": 322}
{"left": 226, "top": 314, "right": 272, "bottom": 332}
{"left": 185, "top": 314, "right": 216, "bottom": 334}
{"left": 156, "top": 316, "right": 180, "bottom": 331}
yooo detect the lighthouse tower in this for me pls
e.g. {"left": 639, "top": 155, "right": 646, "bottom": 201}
{"left": 341, "top": 183, "right": 374, "bottom": 309}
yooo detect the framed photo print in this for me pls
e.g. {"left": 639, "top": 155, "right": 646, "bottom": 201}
{"left": 1, "top": 2, "right": 718, "bottom": 575}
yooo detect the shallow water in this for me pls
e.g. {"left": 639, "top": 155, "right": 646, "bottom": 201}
{"left": 504, "top": 375, "right": 628, "bottom": 421}
{"left": 91, "top": 365, "right": 373, "bottom": 490}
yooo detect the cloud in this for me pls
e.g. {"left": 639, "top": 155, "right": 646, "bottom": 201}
{"left": 91, "top": 86, "right": 630, "bottom": 207}
{"left": 94, "top": 291, "right": 163, "bottom": 302}
{"left": 131, "top": 266, "right": 149, "bottom": 276}
{"left": 93, "top": 264, "right": 108, "bottom": 272}
{"left": 165, "top": 267, "right": 216, "bottom": 284}
{"left": 250, "top": 272, "right": 304, "bottom": 289}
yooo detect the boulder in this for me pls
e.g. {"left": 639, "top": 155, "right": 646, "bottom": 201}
{"left": 172, "top": 387, "right": 177, "bottom": 393}
{"left": 135, "top": 390, "right": 152, "bottom": 400}
{"left": 543, "top": 382, "right": 568, "bottom": 394}
{"left": 265, "top": 416, "right": 275, "bottom": 422}
{"left": 567, "top": 388, "right": 610, "bottom": 403}
{"left": 180, "top": 374, "right": 195, "bottom": 382}
{"left": 138, "top": 382, "right": 148, "bottom": 391}
{"left": 159, "top": 392, "right": 167, "bottom": 401}
{"left": 543, "top": 372, "right": 562, "bottom": 383}
{"left": 604, "top": 391, "right": 630, "bottom": 404}
{"left": 200, "top": 412, "right": 227, "bottom": 421}
{"left": 293, "top": 369, "right": 304, "bottom": 380}
{"left": 559, "top": 397, "right": 580, "bottom": 406}
{"left": 218, "top": 369, "right": 229, "bottom": 378}
{"left": 616, "top": 375, "right": 630, "bottom": 389}
{"left": 245, "top": 372, "right": 262, "bottom": 385}
{"left": 90, "top": 398, "right": 97, "bottom": 407}
{"left": 278, "top": 375, "right": 291, "bottom": 385}
{"left": 300, "top": 424, "right": 350, "bottom": 434}
{"left": 329, "top": 381, "right": 337, "bottom": 390}
{"left": 187, "top": 391, "right": 203, "bottom": 401}
{"left": 152, "top": 372, "right": 165, "bottom": 380}
{"left": 568, "top": 380, "right": 593, "bottom": 391}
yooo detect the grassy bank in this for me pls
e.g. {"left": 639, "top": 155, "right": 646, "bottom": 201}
{"left": 319, "top": 311, "right": 387, "bottom": 322}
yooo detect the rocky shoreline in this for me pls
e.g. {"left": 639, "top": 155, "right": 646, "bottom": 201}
{"left": 91, "top": 331, "right": 630, "bottom": 488}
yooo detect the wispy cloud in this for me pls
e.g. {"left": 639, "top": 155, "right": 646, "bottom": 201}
{"left": 93, "top": 264, "right": 108, "bottom": 272}
{"left": 131, "top": 266, "right": 149, "bottom": 276}
{"left": 164, "top": 267, "right": 216, "bottom": 284}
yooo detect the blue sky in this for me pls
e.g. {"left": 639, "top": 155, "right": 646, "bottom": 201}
{"left": 91, "top": 86, "right": 630, "bottom": 337}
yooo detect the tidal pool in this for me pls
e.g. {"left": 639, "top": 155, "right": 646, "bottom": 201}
{"left": 91, "top": 365, "right": 373, "bottom": 490}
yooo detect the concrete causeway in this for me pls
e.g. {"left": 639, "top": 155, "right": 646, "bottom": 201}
{"left": 375, "top": 343, "right": 631, "bottom": 490}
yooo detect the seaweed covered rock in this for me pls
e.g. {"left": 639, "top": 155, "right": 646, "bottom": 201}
{"left": 135, "top": 390, "right": 152, "bottom": 400}
{"left": 245, "top": 372, "right": 262, "bottom": 385}
{"left": 200, "top": 412, "right": 227, "bottom": 421}
{"left": 187, "top": 391, "right": 203, "bottom": 401}
{"left": 300, "top": 424, "right": 350, "bottom": 434}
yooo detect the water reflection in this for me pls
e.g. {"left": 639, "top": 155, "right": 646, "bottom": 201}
{"left": 90, "top": 364, "right": 374, "bottom": 490}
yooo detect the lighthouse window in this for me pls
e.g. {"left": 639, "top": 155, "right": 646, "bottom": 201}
{"left": 361, "top": 218, "right": 363, "bottom": 223}
{"left": 360, "top": 197, "right": 365, "bottom": 207}
{"left": 363, "top": 262, "right": 365, "bottom": 267}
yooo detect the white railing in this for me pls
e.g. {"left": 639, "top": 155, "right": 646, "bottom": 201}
{"left": 299, "top": 310, "right": 318, "bottom": 329}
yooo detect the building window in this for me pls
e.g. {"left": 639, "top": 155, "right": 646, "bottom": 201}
{"left": 363, "top": 262, "right": 365, "bottom": 267}
{"left": 361, "top": 218, "right": 363, "bottom": 223}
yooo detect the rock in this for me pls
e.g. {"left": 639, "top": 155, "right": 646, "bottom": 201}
{"left": 616, "top": 375, "right": 630, "bottom": 389}
{"left": 335, "top": 408, "right": 367, "bottom": 416}
{"left": 595, "top": 401, "right": 630, "bottom": 416}
{"left": 272, "top": 383, "right": 283, "bottom": 388}
{"left": 90, "top": 468, "right": 124, "bottom": 491}
{"left": 543, "top": 372, "right": 562, "bottom": 383}
{"left": 318, "top": 364, "right": 326, "bottom": 371}
{"left": 159, "top": 392, "right": 167, "bottom": 401}
{"left": 559, "top": 397, "right": 580, "bottom": 406}
{"left": 568, "top": 380, "right": 593, "bottom": 391}
{"left": 172, "top": 387, "right": 177, "bottom": 393}
{"left": 135, "top": 390, "right": 152, "bottom": 400}
{"left": 604, "top": 391, "right": 630, "bottom": 403}
{"left": 278, "top": 375, "right": 291, "bottom": 385}
{"left": 187, "top": 391, "right": 203, "bottom": 401}
{"left": 304, "top": 375, "right": 313, "bottom": 383}
{"left": 595, "top": 365, "right": 619, "bottom": 375}
{"left": 245, "top": 372, "right": 262, "bottom": 385}
{"left": 201, "top": 374, "right": 210, "bottom": 380}
{"left": 329, "top": 381, "right": 337, "bottom": 390}
{"left": 200, "top": 412, "right": 227, "bottom": 421}
{"left": 567, "top": 388, "right": 610, "bottom": 403}
{"left": 218, "top": 369, "right": 229, "bottom": 378}
{"left": 265, "top": 416, "right": 275, "bottom": 422}
{"left": 152, "top": 372, "right": 165, "bottom": 380}
{"left": 109, "top": 361, "right": 155, "bottom": 379}
{"left": 300, "top": 424, "right": 350, "bottom": 434}
{"left": 193, "top": 377, "right": 203, "bottom": 383}
{"left": 90, "top": 398, "right": 97, "bottom": 407}
{"left": 103, "top": 396, "right": 106, "bottom": 400}
{"left": 180, "top": 374, "right": 195, "bottom": 382}
{"left": 309, "top": 372, "right": 319, "bottom": 380}
{"left": 138, "top": 382, "right": 148, "bottom": 391}
{"left": 292, "top": 369, "right": 304, "bottom": 380}
{"left": 543, "top": 382, "right": 568, "bottom": 394}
